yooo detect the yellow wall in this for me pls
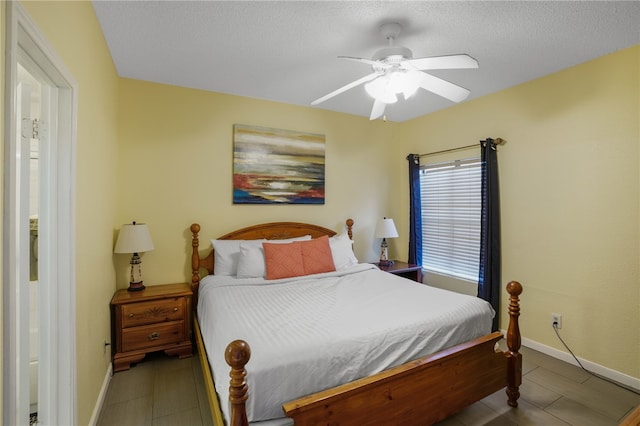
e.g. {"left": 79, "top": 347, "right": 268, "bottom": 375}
{"left": 116, "top": 79, "right": 399, "bottom": 287}
{"left": 399, "top": 45, "right": 640, "bottom": 379}
{"left": 17, "top": 1, "right": 120, "bottom": 424}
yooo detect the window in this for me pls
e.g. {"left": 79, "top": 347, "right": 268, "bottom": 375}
{"left": 419, "top": 157, "right": 481, "bottom": 281}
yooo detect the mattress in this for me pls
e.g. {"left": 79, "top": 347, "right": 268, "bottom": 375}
{"left": 197, "top": 263, "right": 494, "bottom": 424}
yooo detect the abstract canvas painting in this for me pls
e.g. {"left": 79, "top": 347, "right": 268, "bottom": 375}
{"left": 233, "top": 124, "right": 326, "bottom": 204}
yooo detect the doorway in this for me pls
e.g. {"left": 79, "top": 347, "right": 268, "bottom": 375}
{"left": 17, "top": 61, "right": 43, "bottom": 423}
{"left": 3, "top": 3, "right": 78, "bottom": 425}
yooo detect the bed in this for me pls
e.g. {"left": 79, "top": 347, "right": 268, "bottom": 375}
{"left": 190, "top": 219, "right": 523, "bottom": 426}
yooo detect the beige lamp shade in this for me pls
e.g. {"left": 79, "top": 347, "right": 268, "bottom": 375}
{"left": 374, "top": 218, "right": 399, "bottom": 239}
{"left": 114, "top": 222, "right": 154, "bottom": 254}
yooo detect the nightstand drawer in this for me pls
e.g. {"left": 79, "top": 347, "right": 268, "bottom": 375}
{"left": 121, "top": 297, "right": 185, "bottom": 328}
{"left": 122, "top": 321, "right": 185, "bottom": 352}
{"left": 111, "top": 283, "right": 193, "bottom": 371}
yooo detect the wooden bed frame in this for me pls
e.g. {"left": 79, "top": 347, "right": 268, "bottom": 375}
{"left": 190, "top": 219, "right": 522, "bottom": 426}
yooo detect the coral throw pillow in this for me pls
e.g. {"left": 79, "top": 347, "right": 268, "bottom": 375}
{"left": 263, "top": 242, "right": 304, "bottom": 280}
{"left": 300, "top": 236, "right": 336, "bottom": 275}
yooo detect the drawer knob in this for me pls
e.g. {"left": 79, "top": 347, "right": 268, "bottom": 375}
{"left": 173, "top": 307, "right": 178, "bottom": 312}
{"left": 128, "top": 313, "right": 134, "bottom": 318}
{"left": 148, "top": 332, "right": 159, "bottom": 341}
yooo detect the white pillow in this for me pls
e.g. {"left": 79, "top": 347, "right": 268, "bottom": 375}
{"left": 236, "top": 243, "right": 266, "bottom": 278}
{"left": 236, "top": 235, "right": 312, "bottom": 278}
{"left": 211, "top": 239, "right": 265, "bottom": 276}
{"left": 329, "top": 232, "right": 358, "bottom": 270}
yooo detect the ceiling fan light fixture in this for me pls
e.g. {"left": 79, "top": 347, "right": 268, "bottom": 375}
{"left": 389, "top": 71, "right": 421, "bottom": 99}
{"left": 365, "top": 76, "right": 398, "bottom": 104}
{"left": 366, "top": 70, "right": 421, "bottom": 103}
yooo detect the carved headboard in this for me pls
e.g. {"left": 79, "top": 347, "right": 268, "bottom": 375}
{"left": 189, "top": 219, "right": 354, "bottom": 305}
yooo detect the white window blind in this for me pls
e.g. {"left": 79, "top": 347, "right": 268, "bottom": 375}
{"left": 420, "top": 157, "right": 481, "bottom": 282}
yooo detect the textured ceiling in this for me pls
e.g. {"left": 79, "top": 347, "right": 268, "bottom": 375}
{"left": 92, "top": 1, "right": 640, "bottom": 122}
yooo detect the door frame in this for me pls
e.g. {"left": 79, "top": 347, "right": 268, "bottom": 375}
{"left": 3, "top": 2, "right": 78, "bottom": 425}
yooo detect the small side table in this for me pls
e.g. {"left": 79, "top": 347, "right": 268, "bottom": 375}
{"left": 111, "top": 282, "right": 193, "bottom": 372}
{"left": 374, "top": 261, "right": 423, "bottom": 283}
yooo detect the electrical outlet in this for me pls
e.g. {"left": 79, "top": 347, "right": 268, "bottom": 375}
{"left": 551, "top": 313, "right": 562, "bottom": 329}
{"left": 104, "top": 340, "right": 111, "bottom": 354}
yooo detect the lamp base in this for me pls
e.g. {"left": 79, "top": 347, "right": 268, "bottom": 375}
{"left": 379, "top": 239, "right": 391, "bottom": 266}
{"left": 127, "top": 281, "right": 145, "bottom": 292}
{"left": 378, "top": 259, "right": 395, "bottom": 267}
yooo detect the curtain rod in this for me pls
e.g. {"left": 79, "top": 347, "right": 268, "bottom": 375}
{"left": 419, "top": 138, "right": 505, "bottom": 158}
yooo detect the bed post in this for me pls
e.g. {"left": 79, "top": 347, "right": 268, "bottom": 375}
{"left": 346, "top": 218, "right": 354, "bottom": 240}
{"left": 226, "top": 340, "right": 251, "bottom": 426}
{"left": 190, "top": 223, "right": 201, "bottom": 307}
{"left": 505, "top": 281, "right": 523, "bottom": 407}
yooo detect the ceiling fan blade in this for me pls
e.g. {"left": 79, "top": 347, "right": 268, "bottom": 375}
{"left": 369, "top": 99, "right": 386, "bottom": 120}
{"left": 311, "top": 72, "right": 380, "bottom": 105}
{"left": 403, "top": 54, "right": 478, "bottom": 71}
{"left": 339, "top": 56, "right": 391, "bottom": 68}
{"left": 417, "top": 72, "right": 471, "bottom": 103}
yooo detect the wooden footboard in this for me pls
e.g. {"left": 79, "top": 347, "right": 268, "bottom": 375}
{"left": 283, "top": 332, "right": 505, "bottom": 425}
{"left": 225, "top": 281, "right": 523, "bottom": 426}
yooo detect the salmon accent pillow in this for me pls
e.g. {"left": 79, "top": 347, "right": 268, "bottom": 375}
{"left": 237, "top": 235, "right": 312, "bottom": 278}
{"left": 300, "top": 236, "right": 336, "bottom": 275}
{"left": 263, "top": 242, "right": 304, "bottom": 280}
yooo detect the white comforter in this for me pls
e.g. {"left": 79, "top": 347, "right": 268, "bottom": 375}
{"left": 197, "top": 263, "right": 494, "bottom": 424}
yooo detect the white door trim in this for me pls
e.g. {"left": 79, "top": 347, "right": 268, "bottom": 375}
{"left": 3, "top": 2, "right": 78, "bottom": 425}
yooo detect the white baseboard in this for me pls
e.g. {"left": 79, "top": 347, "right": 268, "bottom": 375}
{"left": 508, "top": 332, "right": 640, "bottom": 392}
{"left": 88, "top": 364, "right": 113, "bottom": 426}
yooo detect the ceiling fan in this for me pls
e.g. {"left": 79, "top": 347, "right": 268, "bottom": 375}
{"left": 311, "top": 23, "right": 479, "bottom": 120}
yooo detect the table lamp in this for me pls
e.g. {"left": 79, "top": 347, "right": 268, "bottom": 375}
{"left": 374, "top": 217, "right": 398, "bottom": 266}
{"left": 114, "top": 221, "right": 154, "bottom": 291}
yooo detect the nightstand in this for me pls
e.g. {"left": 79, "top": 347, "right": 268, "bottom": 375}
{"left": 111, "top": 282, "right": 193, "bottom": 372}
{"left": 375, "top": 261, "right": 423, "bottom": 283}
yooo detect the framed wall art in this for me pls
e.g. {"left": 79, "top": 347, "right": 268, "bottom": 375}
{"left": 233, "top": 124, "right": 326, "bottom": 204}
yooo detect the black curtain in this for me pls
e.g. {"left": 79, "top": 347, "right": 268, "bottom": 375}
{"left": 478, "top": 139, "right": 501, "bottom": 331}
{"left": 407, "top": 154, "right": 422, "bottom": 266}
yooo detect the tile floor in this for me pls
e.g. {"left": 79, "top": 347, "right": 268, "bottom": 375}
{"left": 97, "top": 351, "right": 212, "bottom": 426}
{"left": 97, "top": 346, "right": 640, "bottom": 425}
